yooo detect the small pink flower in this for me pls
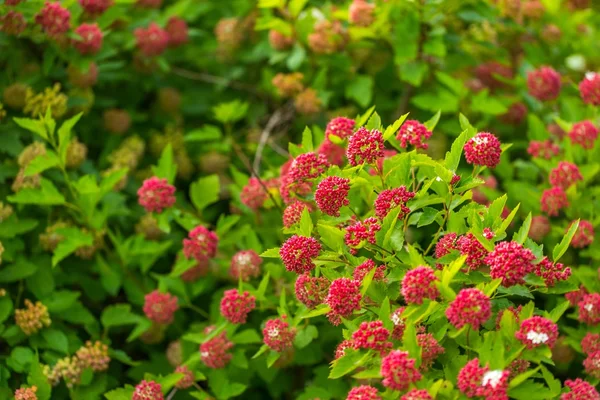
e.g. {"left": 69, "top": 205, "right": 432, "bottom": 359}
{"left": 174, "top": 365, "right": 194, "bottom": 389}
{"left": 344, "top": 217, "right": 381, "bottom": 251}
{"left": 288, "top": 153, "right": 330, "bottom": 182}
{"left": 220, "top": 289, "right": 256, "bottom": 324}
{"left": 561, "top": 378, "right": 600, "bottom": 400}
{"left": 541, "top": 186, "right": 569, "bottom": 216}
{"left": 318, "top": 139, "right": 346, "bottom": 166}
{"left": 569, "top": 121, "right": 599, "bottom": 150}
{"left": 353, "top": 259, "right": 386, "bottom": 282}
{"left": 326, "top": 278, "right": 361, "bottom": 321}
{"left": 571, "top": 220, "right": 595, "bottom": 248}
{"left": 294, "top": 273, "right": 329, "bottom": 308}
{"left": 380, "top": 350, "right": 422, "bottom": 391}
{"left": 374, "top": 186, "right": 415, "bottom": 220}
{"left": 133, "top": 380, "right": 163, "bottom": 400}
{"left": 230, "top": 250, "right": 262, "bottom": 281}
{"left": 446, "top": 288, "right": 491, "bottom": 330}
{"left": 35, "top": 2, "right": 70, "bottom": 38}
{"left": 279, "top": 235, "right": 321, "bottom": 274}
{"left": 501, "top": 102, "right": 527, "bottom": 125}
{"left": 348, "top": 0, "right": 375, "bottom": 27}
{"left": 475, "top": 62, "right": 513, "bottom": 90}
{"left": 166, "top": 17, "right": 188, "bottom": 47}
{"left": 495, "top": 305, "right": 522, "bottom": 329}
{"left": 584, "top": 351, "right": 600, "bottom": 379}
{"left": 79, "top": 0, "right": 113, "bottom": 16}
{"left": 351, "top": 320, "right": 392, "bottom": 354}
{"left": 435, "top": 233, "right": 458, "bottom": 260}
{"left": 527, "top": 140, "right": 560, "bottom": 159}
{"left": 268, "top": 30, "right": 293, "bottom": 51}
{"left": 534, "top": 257, "right": 571, "bottom": 287}
{"left": 566, "top": 285, "right": 589, "bottom": 307}
{"left": 401, "top": 266, "right": 439, "bottom": 305}
{"left": 315, "top": 176, "right": 350, "bottom": 216}
{"left": 135, "top": 23, "right": 170, "bottom": 57}
{"left": 346, "top": 127, "right": 384, "bottom": 166}
{"left": 579, "top": 293, "right": 600, "bottom": 325}
{"left": 582, "top": 333, "right": 600, "bottom": 355}
{"left": 0, "top": 11, "right": 26, "bottom": 35}
{"left": 549, "top": 161, "right": 583, "bottom": 189}
{"left": 334, "top": 339, "right": 354, "bottom": 359}
{"left": 326, "top": 117, "right": 356, "bottom": 139}
{"left": 397, "top": 120, "right": 432, "bottom": 150}
{"left": 143, "top": 290, "right": 178, "bottom": 325}
{"left": 182, "top": 226, "right": 218, "bottom": 261}
{"left": 200, "top": 327, "right": 234, "bottom": 369}
{"left": 137, "top": 177, "right": 176, "bottom": 213}
{"left": 529, "top": 215, "right": 551, "bottom": 242}
{"left": 486, "top": 241, "right": 536, "bottom": 287}
{"left": 456, "top": 233, "right": 488, "bottom": 271}
{"left": 346, "top": 385, "right": 381, "bottom": 400}
{"left": 14, "top": 387, "right": 37, "bottom": 400}
{"left": 464, "top": 132, "right": 502, "bottom": 168}
{"left": 262, "top": 315, "right": 296, "bottom": 352}
{"left": 579, "top": 72, "right": 600, "bottom": 106}
{"left": 240, "top": 177, "right": 268, "bottom": 211}
{"left": 527, "top": 66, "right": 561, "bottom": 101}
{"left": 515, "top": 316, "right": 558, "bottom": 349}
{"left": 282, "top": 201, "right": 312, "bottom": 228}
{"left": 417, "top": 333, "right": 444, "bottom": 370}
{"left": 401, "top": 389, "right": 432, "bottom": 400}
{"left": 457, "top": 358, "right": 509, "bottom": 399}
{"left": 73, "top": 23, "right": 103, "bottom": 55}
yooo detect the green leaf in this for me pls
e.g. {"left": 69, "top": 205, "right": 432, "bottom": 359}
{"left": 444, "top": 129, "right": 469, "bottom": 172}
{"left": 0, "top": 297, "right": 13, "bottom": 324}
{"left": 24, "top": 151, "right": 60, "bottom": 176}
{"left": 101, "top": 304, "right": 141, "bottom": 328}
{"left": 548, "top": 300, "right": 570, "bottom": 322}
{"left": 28, "top": 355, "right": 52, "bottom": 400}
{"left": 104, "top": 388, "right": 134, "bottom": 400}
{"left": 411, "top": 89, "right": 459, "bottom": 113}
{"left": 185, "top": 125, "right": 222, "bottom": 143}
{"left": 345, "top": 75, "right": 373, "bottom": 108}
{"left": 317, "top": 224, "right": 344, "bottom": 252}
{"left": 51, "top": 228, "right": 93, "bottom": 267}
{"left": 232, "top": 329, "right": 262, "bottom": 344}
{"left": 360, "top": 266, "right": 377, "bottom": 296}
{"left": 301, "top": 127, "right": 313, "bottom": 152}
{"left": 553, "top": 220, "right": 578, "bottom": 262}
{"left": 298, "top": 207, "right": 313, "bottom": 237}
{"left": 300, "top": 304, "right": 331, "bottom": 319}
{"left": 42, "top": 329, "right": 69, "bottom": 353}
{"left": 329, "top": 349, "right": 367, "bottom": 379}
{"left": 7, "top": 179, "right": 65, "bottom": 205}
{"left": 423, "top": 110, "right": 441, "bottom": 131}
{"left": 383, "top": 113, "right": 409, "bottom": 141}
{"left": 260, "top": 248, "right": 280, "bottom": 258}
{"left": 513, "top": 213, "right": 532, "bottom": 244}
{"left": 190, "top": 175, "right": 220, "bottom": 213}
{"left": 294, "top": 325, "right": 318, "bottom": 349}
{"left": 497, "top": 285, "right": 534, "bottom": 299}
{"left": 212, "top": 100, "right": 249, "bottom": 124}
{"left": 151, "top": 143, "right": 177, "bottom": 183}
{"left": 57, "top": 113, "right": 83, "bottom": 162}
{"left": 288, "top": 0, "right": 308, "bottom": 16}
{"left": 14, "top": 117, "right": 48, "bottom": 139}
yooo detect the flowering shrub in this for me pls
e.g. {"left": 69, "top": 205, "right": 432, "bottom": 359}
{"left": 1, "top": 0, "right": 600, "bottom": 399}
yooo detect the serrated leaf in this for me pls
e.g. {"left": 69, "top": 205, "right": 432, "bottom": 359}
{"left": 553, "top": 220, "right": 578, "bottom": 262}
{"left": 151, "top": 143, "right": 177, "bottom": 183}
{"left": 190, "top": 175, "right": 220, "bottom": 213}
{"left": 51, "top": 227, "right": 94, "bottom": 266}
{"left": 301, "top": 127, "right": 313, "bottom": 152}
{"left": 329, "top": 349, "right": 367, "bottom": 379}
{"left": 24, "top": 151, "right": 60, "bottom": 176}
{"left": 513, "top": 213, "right": 532, "bottom": 244}
{"left": 383, "top": 113, "right": 409, "bottom": 141}
{"left": 423, "top": 110, "right": 441, "bottom": 131}
{"left": 260, "top": 248, "right": 280, "bottom": 258}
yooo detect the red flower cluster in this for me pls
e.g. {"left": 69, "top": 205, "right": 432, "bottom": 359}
{"left": 464, "top": 132, "right": 502, "bottom": 168}
{"left": 133, "top": 380, "right": 163, "bottom": 400}
{"left": 475, "top": 61, "right": 513, "bottom": 90}
{"left": 137, "top": 177, "right": 176, "bottom": 213}
{"left": 174, "top": 365, "right": 194, "bottom": 389}
{"left": 334, "top": 339, "right": 354, "bottom": 359}
{"left": 326, "top": 117, "right": 356, "bottom": 139}
{"left": 374, "top": 187, "right": 415, "bottom": 220}
{"left": 318, "top": 139, "right": 346, "bottom": 166}
{"left": 401, "top": 389, "right": 432, "bottom": 400}
{"left": 583, "top": 351, "right": 600, "bottom": 378}
{"left": 456, "top": 233, "right": 489, "bottom": 271}
{"left": 135, "top": 23, "right": 170, "bottom": 57}
{"left": 35, "top": 2, "right": 71, "bottom": 38}
{"left": 166, "top": 17, "right": 189, "bottom": 47}
{"left": 529, "top": 215, "right": 551, "bottom": 242}
{"left": 501, "top": 102, "right": 527, "bottom": 125}
{"left": 200, "top": 327, "right": 234, "bottom": 369}
{"left": 326, "top": 278, "right": 362, "bottom": 322}
{"left": 541, "top": 187, "right": 569, "bottom": 216}
{"left": 73, "top": 24, "right": 103, "bottom": 55}
{"left": 527, "top": 140, "right": 560, "bottom": 159}
{"left": 446, "top": 288, "right": 491, "bottom": 330}
{"left": 569, "top": 121, "right": 599, "bottom": 150}
{"left": 294, "top": 273, "right": 329, "bottom": 308}
{"left": 346, "top": 385, "right": 380, "bottom": 400}
{"left": 288, "top": 153, "right": 330, "bottom": 182}
{"left": 435, "top": 233, "right": 458, "bottom": 260}
{"left": 457, "top": 358, "right": 509, "bottom": 399}
{"left": 279, "top": 235, "right": 321, "bottom": 274}
{"left": 527, "top": 66, "right": 561, "bottom": 101}
{"left": 579, "top": 293, "right": 600, "bottom": 325}
{"left": 143, "top": 290, "right": 179, "bottom": 325}
{"left": 14, "top": 387, "right": 37, "bottom": 400}
{"left": 380, "top": 350, "right": 422, "bottom": 391}
{"left": 515, "top": 316, "right": 558, "bottom": 349}
{"left": 397, "top": 120, "right": 432, "bottom": 150}
{"left": 571, "top": 220, "right": 595, "bottom": 248}
{"left": 349, "top": 0, "right": 376, "bottom": 27}
{"left": 353, "top": 259, "right": 386, "bottom": 282}
{"left": 534, "top": 257, "right": 571, "bottom": 286}
{"left": 579, "top": 72, "right": 600, "bottom": 106}
{"left": 561, "top": 378, "right": 600, "bottom": 400}
{"left": 0, "top": 11, "right": 27, "bottom": 36}
{"left": 344, "top": 217, "right": 381, "bottom": 251}
{"left": 549, "top": 161, "right": 583, "bottom": 189}
{"left": 240, "top": 178, "right": 268, "bottom": 211}
{"left": 182, "top": 226, "right": 218, "bottom": 261}
{"left": 79, "top": 0, "right": 113, "bottom": 16}
{"left": 582, "top": 333, "right": 600, "bottom": 355}
{"left": 269, "top": 30, "right": 293, "bottom": 51}
{"left": 417, "top": 333, "right": 444, "bottom": 370}
{"left": 220, "top": 289, "right": 256, "bottom": 324}
{"left": 263, "top": 316, "right": 296, "bottom": 352}
{"left": 315, "top": 176, "right": 350, "bottom": 216}
{"left": 401, "top": 266, "right": 439, "bottom": 305}
{"left": 566, "top": 285, "right": 589, "bottom": 307}
{"left": 230, "top": 250, "right": 262, "bottom": 281}
{"left": 346, "top": 127, "right": 384, "bottom": 166}
{"left": 351, "top": 320, "right": 392, "bottom": 354}
{"left": 282, "top": 201, "right": 311, "bottom": 228}
{"left": 486, "top": 241, "right": 536, "bottom": 286}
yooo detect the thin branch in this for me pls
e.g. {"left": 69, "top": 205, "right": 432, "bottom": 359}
{"left": 253, "top": 103, "right": 295, "bottom": 174}
{"left": 170, "top": 67, "right": 263, "bottom": 96}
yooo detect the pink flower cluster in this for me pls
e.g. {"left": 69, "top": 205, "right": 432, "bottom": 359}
{"left": 318, "top": 139, "right": 346, "bottom": 166}
{"left": 346, "top": 127, "right": 384, "bottom": 166}
{"left": 351, "top": 320, "right": 392, "bottom": 354}
{"left": 541, "top": 186, "right": 569, "bottom": 216}
{"left": 529, "top": 215, "right": 551, "bottom": 242}
{"left": 183, "top": 226, "right": 218, "bottom": 261}
{"left": 435, "top": 233, "right": 488, "bottom": 271}
{"left": 220, "top": 289, "right": 256, "bottom": 324}
{"left": 534, "top": 257, "right": 571, "bottom": 287}
{"left": 143, "top": 290, "right": 179, "bottom": 325}
{"left": 561, "top": 378, "right": 600, "bottom": 400}
{"left": 446, "top": 288, "right": 491, "bottom": 330}
{"left": 344, "top": 217, "right": 381, "bottom": 252}
{"left": 348, "top": 0, "right": 375, "bottom": 27}
{"left": 315, "top": 176, "right": 350, "bottom": 216}
{"left": 401, "top": 266, "right": 439, "bottom": 305}
{"left": 166, "top": 17, "right": 189, "bottom": 47}
{"left": 346, "top": 385, "right": 380, "bottom": 400}
{"left": 0, "top": 11, "right": 27, "bottom": 36}
{"left": 549, "top": 161, "right": 583, "bottom": 189}
{"left": 137, "top": 177, "right": 176, "bottom": 213}
{"left": 417, "top": 333, "right": 444, "bottom": 370}
{"left": 73, "top": 23, "right": 103, "bottom": 55}
{"left": 174, "top": 365, "right": 194, "bottom": 389}
{"left": 79, "top": 0, "right": 113, "bottom": 16}
{"left": 374, "top": 187, "right": 415, "bottom": 220}
{"left": 579, "top": 293, "right": 600, "bottom": 325}
{"left": 326, "top": 117, "right": 355, "bottom": 139}
{"left": 288, "top": 153, "right": 330, "bottom": 182}
{"left": 200, "top": 327, "right": 234, "bottom": 369}
{"left": 464, "top": 132, "right": 502, "bottom": 168}
{"left": 515, "top": 316, "right": 558, "bottom": 349}
{"left": 401, "top": 389, "right": 433, "bottom": 400}
{"left": 353, "top": 259, "right": 386, "bottom": 282}
{"left": 35, "top": 2, "right": 71, "bottom": 38}
{"left": 230, "top": 250, "right": 262, "bottom": 281}
{"left": 279, "top": 235, "right": 321, "bottom": 274}
{"left": 240, "top": 178, "right": 268, "bottom": 211}
{"left": 579, "top": 72, "right": 600, "bottom": 106}
{"left": 380, "top": 350, "right": 421, "bottom": 391}
{"left": 263, "top": 316, "right": 296, "bottom": 352}
{"left": 133, "top": 380, "right": 163, "bottom": 400}
{"left": 397, "top": 120, "right": 432, "bottom": 149}
{"left": 527, "top": 66, "right": 561, "bottom": 101}
{"left": 569, "top": 121, "right": 599, "bottom": 150}
{"left": 527, "top": 140, "right": 560, "bottom": 159}
{"left": 486, "top": 241, "right": 536, "bottom": 286}
{"left": 571, "top": 220, "right": 595, "bottom": 248}
{"left": 294, "top": 273, "right": 329, "bottom": 308}
{"left": 457, "top": 358, "right": 509, "bottom": 399}
{"left": 282, "top": 201, "right": 311, "bottom": 228}
{"left": 135, "top": 23, "right": 170, "bottom": 57}
{"left": 326, "top": 278, "right": 362, "bottom": 324}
